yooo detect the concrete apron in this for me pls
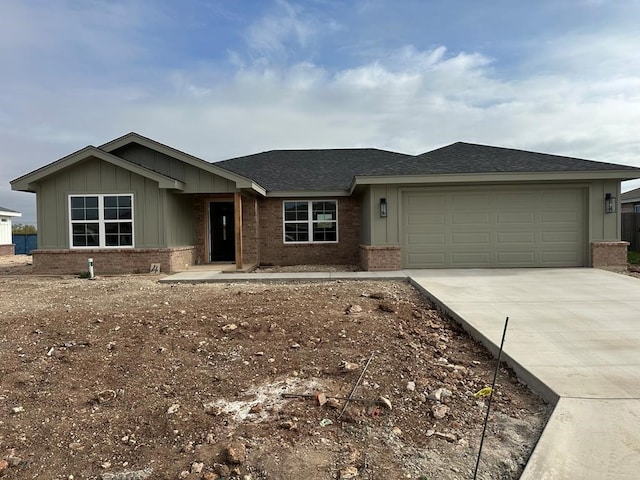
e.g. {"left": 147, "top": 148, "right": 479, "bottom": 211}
{"left": 407, "top": 268, "right": 640, "bottom": 480}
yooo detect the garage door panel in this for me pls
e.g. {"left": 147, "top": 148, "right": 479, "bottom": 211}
{"left": 452, "top": 252, "right": 491, "bottom": 265}
{"left": 497, "top": 212, "right": 535, "bottom": 224}
{"left": 452, "top": 232, "right": 491, "bottom": 244}
{"left": 407, "top": 213, "right": 446, "bottom": 225}
{"left": 542, "top": 211, "right": 580, "bottom": 223}
{"left": 402, "top": 187, "right": 586, "bottom": 268}
{"left": 407, "top": 253, "right": 446, "bottom": 265}
{"left": 496, "top": 252, "right": 536, "bottom": 264}
{"left": 407, "top": 233, "right": 446, "bottom": 245}
{"left": 496, "top": 232, "right": 536, "bottom": 243}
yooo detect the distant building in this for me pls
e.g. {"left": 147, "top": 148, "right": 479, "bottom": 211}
{"left": 0, "top": 207, "right": 22, "bottom": 255}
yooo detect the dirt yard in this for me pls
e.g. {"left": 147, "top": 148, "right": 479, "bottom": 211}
{"left": 0, "top": 256, "right": 550, "bottom": 480}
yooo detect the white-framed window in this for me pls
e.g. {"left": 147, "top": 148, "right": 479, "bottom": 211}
{"left": 69, "top": 194, "right": 134, "bottom": 248}
{"left": 283, "top": 200, "right": 338, "bottom": 243}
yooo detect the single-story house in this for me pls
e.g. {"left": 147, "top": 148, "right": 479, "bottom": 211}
{"left": 621, "top": 187, "right": 640, "bottom": 213}
{"left": 0, "top": 207, "right": 22, "bottom": 256}
{"left": 10, "top": 132, "right": 640, "bottom": 274}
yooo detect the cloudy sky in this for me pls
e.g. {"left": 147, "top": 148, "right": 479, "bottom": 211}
{"left": 2, "top": 0, "right": 640, "bottom": 224}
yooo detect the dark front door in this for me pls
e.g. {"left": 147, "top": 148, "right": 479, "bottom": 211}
{"left": 209, "top": 202, "right": 235, "bottom": 262}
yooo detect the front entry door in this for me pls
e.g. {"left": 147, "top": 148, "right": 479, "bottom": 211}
{"left": 209, "top": 202, "right": 235, "bottom": 262}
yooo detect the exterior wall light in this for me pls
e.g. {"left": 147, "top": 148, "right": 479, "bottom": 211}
{"left": 379, "top": 198, "right": 387, "bottom": 218}
{"left": 605, "top": 193, "right": 616, "bottom": 214}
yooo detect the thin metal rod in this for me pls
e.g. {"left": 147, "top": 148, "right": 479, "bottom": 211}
{"left": 474, "top": 316, "right": 509, "bottom": 480}
{"left": 338, "top": 352, "right": 374, "bottom": 419}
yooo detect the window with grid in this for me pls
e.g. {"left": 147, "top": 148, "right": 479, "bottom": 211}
{"left": 69, "top": 194, "right": 133, "bottom": 248}
{"left": 283, "top": 200, "right": 337, "bottom": 243}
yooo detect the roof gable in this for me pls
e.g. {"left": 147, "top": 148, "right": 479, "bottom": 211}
{"left": 100, "top": 132, "right": 264, "bottom": 193}
{"left": 11, "top": 146, "right": 185, "bottom": 192}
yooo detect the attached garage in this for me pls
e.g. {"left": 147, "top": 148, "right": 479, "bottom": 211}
{"left": 402, "top": 186, "right": 588, "bottom": 268}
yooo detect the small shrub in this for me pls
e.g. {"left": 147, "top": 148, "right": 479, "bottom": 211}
{"left": 628, "top": 251, "right": 640, "bottom": 265}
{"left": 78, "top": 271, "right": 92, "bottom": 279}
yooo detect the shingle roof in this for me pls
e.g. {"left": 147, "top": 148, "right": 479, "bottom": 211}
{"left": 216, "top": 142, "right": 640, "bottom": 192}
{"left": 622, "top": 187, "right": 640, "bottom": 202}
{"left": 0, "top": 206, "right": 20, "bottom": 213}
{"left": 365, "top": 142, "right": 640, "bottom": 176}
{"left": 216, "top": 148, "right": 412, "bottom": 191}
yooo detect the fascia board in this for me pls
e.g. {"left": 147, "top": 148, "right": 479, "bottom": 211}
{"left": 349, "top": 171, "right": 640, "bottom": 193}
{"left": 0, "top": 210, "right": 22, "bottom": 217}
{"left": 99, "top": 133, "right": 265, "bottom": 194}
{"left": 11, "top": 146, "right": 185, "bottom": 192}
{"left": 265, "top": 190, "right": 350, "bottom": 198}
{"left": 622, "top": 197, "right": 640, "bottom": 204}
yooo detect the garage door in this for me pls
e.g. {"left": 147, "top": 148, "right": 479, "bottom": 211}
{"left": 402, "top": 187, "right": 587, "bottom": 268}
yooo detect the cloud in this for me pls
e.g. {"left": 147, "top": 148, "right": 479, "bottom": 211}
{"left": 244, "top": 0, "right": 317, "bottom": 58}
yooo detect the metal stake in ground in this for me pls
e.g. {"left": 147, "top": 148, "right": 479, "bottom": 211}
{"left": 338, "top": 352, "right": 374, "bottom": 419}
{"left": 473, "top": 316, "right": 509, "bottom": 480}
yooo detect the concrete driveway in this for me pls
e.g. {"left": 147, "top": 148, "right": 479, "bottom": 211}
{"left": 407, "top": 268, "right": 640, "bottom": 480}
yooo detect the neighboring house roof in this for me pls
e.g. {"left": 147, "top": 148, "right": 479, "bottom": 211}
{"left": 622, "top": 187, "right": 640, "bottom": 203}
{"left": 216, "top": 149, "right": 411, "bottom": 192}
{"left": 0, "top": 207, "right": 22, "bottom": 217}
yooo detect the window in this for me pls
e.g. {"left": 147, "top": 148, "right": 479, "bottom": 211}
{"left": 69, "top": 194, "right": 133, "bottom": 248}
{"left": 283, "top": 200, "right": 338, "bottom": 243}
{"left": 635, "top": 205, "right": 640, "bottom": 213}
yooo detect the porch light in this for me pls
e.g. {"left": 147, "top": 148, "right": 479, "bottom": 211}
{"left": 605, "top": 193, "right": 616, "bottom": 214}
{"left": 379, "top": 198, "right": 387, "bottom": 218}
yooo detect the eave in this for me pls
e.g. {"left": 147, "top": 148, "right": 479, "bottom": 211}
{"left": 10, "top": 146, "right": 185, "bottom": 192}
{"left": 0, "top": 210, "right": 22, "bottom": 217}
{"left": 265, "top": 189, "right": 350, "bottom": 198}
{"left": 349, "top": 170, "right": 640, "bottom": 193}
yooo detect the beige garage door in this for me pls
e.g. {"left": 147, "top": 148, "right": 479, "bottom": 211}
{"left": 402, "top": 187, "right": 587, "bottom": 268}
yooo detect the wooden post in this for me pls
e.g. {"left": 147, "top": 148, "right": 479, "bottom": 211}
{"left": 234, "top": 192, "right": 243, "bottom": 270}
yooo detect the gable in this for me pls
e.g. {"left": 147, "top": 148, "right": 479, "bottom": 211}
{"left": 11, "top": 146, "right": 185, "bottom": 193}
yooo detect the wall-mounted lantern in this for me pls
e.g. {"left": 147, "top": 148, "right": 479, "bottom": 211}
{"left": 379, "top": 198, "right": 387, "bottom": 218}
{"left": 605, "top": 193, "right": 616, "bottom": 214}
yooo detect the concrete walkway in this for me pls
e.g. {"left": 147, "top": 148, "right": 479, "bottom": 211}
{"left": 160, "top": 267, "right": 640, "bottom": 478}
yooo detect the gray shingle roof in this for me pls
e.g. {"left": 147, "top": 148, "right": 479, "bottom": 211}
{"left": 365, "top": 142, "right": 640, "bottom": 176}
{"left": 216, "top": 142, "right": 640, "bottom": 192}
{"left": 622, "top": 187, "right": 640, "bottom": 202}
{"left": 0, "top": 206, "right": 20, "bottom": 213}
{"left": 216, "top": 149, "right": 412, "bottom": 191}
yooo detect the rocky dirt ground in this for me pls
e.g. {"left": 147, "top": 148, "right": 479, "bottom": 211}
{"left": 0, "top": 256, "right": 553, "bottom": 480}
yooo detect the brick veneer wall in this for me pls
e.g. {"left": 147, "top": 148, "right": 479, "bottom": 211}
{"left": 591, "top": 241, "right": 629, "bottom": 270}
{"left": 257, "top": 197, "right": 361, "bottom": 266}
{"left": 241, "top": 194, "right": 259, "bottom": 268}
{"left": 32, "top": 247, "right": 197, "bottom": 275}
{"left": 359, "top": 245, "right": 402, "bottom": 271}
{"left": 0, "top": 244, "right": 15, "bottom": 256}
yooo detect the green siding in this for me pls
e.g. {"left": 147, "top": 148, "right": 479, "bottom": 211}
{"left": 35, "top": 157, "right": 168, "bottom": 249}
{"left": 113, "top": 143, "right": 236, "bottom": 193}
{"left": 165, "top": 193, "right": 195, "bottom": 246}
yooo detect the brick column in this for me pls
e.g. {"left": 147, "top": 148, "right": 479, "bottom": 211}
{"left": 591, "top": 241, "right": 629, "bottom": 270}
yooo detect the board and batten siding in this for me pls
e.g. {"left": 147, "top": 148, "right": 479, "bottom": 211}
{"left": 36, "top": 157, "right": 168, "bottom": 249}
{"left": 112, "top": 144, "right": 237, "bottom": 193}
